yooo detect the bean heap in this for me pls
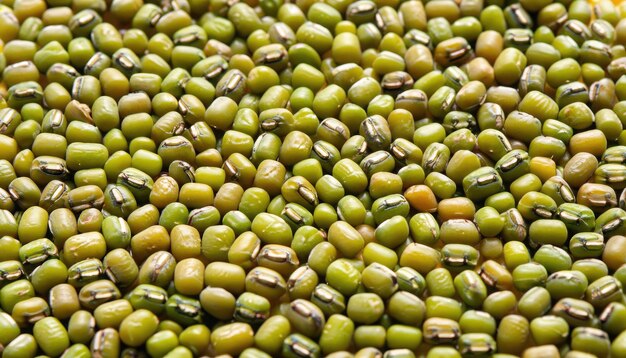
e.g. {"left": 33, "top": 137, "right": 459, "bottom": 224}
{"left": 3, "top": 0, "right": 626, "bottom": 356}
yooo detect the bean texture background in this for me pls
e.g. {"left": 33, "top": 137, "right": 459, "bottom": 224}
{"left": 2, "top": 0, "right": 626, "bottom": 357}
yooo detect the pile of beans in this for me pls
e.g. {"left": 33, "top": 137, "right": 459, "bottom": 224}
{"left": 3, "top": 0, "right": 626, "bottom": 357}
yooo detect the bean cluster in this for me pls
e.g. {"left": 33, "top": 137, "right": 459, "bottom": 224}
{"left": 2, "top": 0, "right": 626, "bottom": 357}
